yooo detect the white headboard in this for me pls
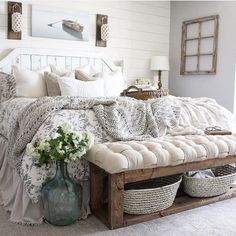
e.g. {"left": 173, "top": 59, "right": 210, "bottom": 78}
{"left": 0, "top": 48, "right": 122, "bottom": 74}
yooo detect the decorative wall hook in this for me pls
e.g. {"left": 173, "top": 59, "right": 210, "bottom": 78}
{"left": 8, "top": 1, "right": 22, "bottom": 40}
{"left": 96, "top": 14, "right": 109, "bottom": 47}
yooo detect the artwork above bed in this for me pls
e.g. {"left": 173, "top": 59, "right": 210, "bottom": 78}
{"left": 32, "top": 5, "right": 90, "bottom": 41}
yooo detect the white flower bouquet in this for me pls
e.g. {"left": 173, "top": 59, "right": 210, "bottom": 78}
{"left": 26, "top": 122, "right": 94, "bottom": 167}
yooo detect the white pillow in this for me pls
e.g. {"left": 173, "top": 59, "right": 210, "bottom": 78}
{"left": 57, "top": 77, "right": 104, "bottom": 97}
{"left": 103, "top": 70, "right": 124, "bottom": 97}
{"left": 76, "top": 64, "right": 97, "bottom": 75}
{"left": 75, "top": 65, "right": 99, "bottom": 81}
{"left": 50, "top": 64, "right": 73, "bottom": 77}
{"left": 12, "top": 65, "right": 51, "bottom": 97}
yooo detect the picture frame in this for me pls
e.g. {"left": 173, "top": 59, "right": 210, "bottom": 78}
{"left": 180, "top": 15, "right": 219, "bottom": 75}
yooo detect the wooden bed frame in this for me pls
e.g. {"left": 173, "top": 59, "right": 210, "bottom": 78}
{"left": 90, "top": 155, "right": 236, "bottom": 229}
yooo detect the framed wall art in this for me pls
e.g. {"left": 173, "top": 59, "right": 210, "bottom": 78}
{"left": 32, "top": 5, "right": 89, "bottom": 41}
{"left": 180, "top": 15, "right": 219, "bottom": 75}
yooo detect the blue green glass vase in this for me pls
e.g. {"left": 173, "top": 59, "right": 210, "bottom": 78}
{"left": 42, "top": 160, "right": 81, "bottom": 226}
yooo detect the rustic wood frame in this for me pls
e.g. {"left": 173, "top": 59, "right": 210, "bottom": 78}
{"left": 180, "top": 15, "right": 219, "bottom": 75}
{"left": 8, "top": 1, "right": 22, "bottom": 40}
{"left": 90, "top": 155, "right": 236, "bottom": 229}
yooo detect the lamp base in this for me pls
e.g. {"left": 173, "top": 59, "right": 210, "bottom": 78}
{"left": 157, "top": 70, "right": 162, "bottom": 90}
{"left": 153, "top": 71, "right": 162, "bottom": 89}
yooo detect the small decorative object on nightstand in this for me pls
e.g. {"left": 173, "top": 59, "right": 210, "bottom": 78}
{"left": 121, "top": 86, "right": 169, "bottom": 100}
{"left": 150, "top": 56, "right": 169, "bottom": 89}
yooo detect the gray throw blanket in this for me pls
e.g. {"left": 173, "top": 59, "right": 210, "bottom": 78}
{"left": 7, "top": 96, "right": 181, "bottom": 173}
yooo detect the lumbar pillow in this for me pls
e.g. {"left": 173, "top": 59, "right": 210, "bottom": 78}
{"left": 57, "top": 77, "right": 104, "bottom": 97}
{"left": 75, "top": 65, "right": 99, "bottom": 81}
{"left": 0, "top": 72, "right": 16, "bottom": 103}
{"left": 44, "top": 72, "right": 71, "bottom": 97}
{"left": 12, "top": 65, "right": 51, "bottom": 97}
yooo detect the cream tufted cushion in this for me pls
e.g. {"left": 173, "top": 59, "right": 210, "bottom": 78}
{"left": 87, "top": 135, "right": 236, "bottom": 174}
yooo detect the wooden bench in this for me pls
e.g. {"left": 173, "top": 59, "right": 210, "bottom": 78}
{"left": 90, "top": 155, "right": 236, "bottom": 229}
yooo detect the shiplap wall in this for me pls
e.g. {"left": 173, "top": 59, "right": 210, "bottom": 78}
{"left": 0, "top": 0, "right": 170, "bottom": 86}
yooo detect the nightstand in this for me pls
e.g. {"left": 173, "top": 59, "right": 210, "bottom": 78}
{"left": 120, "top": 86, "right": 169, "bottom": 100}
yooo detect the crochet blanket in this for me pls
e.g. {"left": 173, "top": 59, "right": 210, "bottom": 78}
{"left": 7, "top": 96, "right": 180, "bottom": 173}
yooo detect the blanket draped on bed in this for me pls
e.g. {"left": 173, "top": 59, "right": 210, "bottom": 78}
{"left": 7, "top": 96, "right": 181, "bottom": 173}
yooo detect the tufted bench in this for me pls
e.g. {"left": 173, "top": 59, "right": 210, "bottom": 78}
{"left": 87, "top": 135, "right": 236, "bottom": 229}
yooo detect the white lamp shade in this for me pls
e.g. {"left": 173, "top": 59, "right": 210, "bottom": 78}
{"left": 150, "top": 56, "right": 169, "bottom": 71}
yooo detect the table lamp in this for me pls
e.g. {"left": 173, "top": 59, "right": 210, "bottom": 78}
{"left": 150, "top": 56, "right": 169, "bottom": 89}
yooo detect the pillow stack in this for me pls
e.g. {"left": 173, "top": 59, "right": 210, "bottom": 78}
{"left": 1, "top": 63, "right": 124, "bottom": 102}
{"left": 50, "top": 64, "right": 125, "bottom": 97}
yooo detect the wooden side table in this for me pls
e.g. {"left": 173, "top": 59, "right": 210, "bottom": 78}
{"left": 121, "top": 86, "right": 169, "bottom": 100}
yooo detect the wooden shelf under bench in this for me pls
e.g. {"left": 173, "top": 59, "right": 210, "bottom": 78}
{"left": 90, "top": 155, "right": 236, "bottom": 230}
{"left": 93, "top": 187, "right": 236, "bottom": 228}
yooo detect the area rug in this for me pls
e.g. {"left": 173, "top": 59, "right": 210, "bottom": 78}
{"left": 1, "top": 198, "right": 236, "bottom": 236}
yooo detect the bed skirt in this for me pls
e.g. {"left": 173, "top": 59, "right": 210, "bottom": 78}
{"left": 0, "top": 136, "right": 90, "bottom": 225}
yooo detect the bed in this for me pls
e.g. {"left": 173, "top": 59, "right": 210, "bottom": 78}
{"left": 0, "top": 48, "right": 124, "bottom": 224}
{"left": 1, "top": 48, "right": 236, "bottom": 226}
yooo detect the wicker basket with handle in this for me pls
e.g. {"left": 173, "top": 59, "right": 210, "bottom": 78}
{"left": 121, "top": 86, "right": 169, "bottom": 100}
{"left": 183, "top": 165, "right": 236, "bottom": 198}
{"left": 124, "top": 175, "right": 182, "bottom": 214}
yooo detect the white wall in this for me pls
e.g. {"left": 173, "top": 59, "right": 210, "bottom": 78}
{"left": 0, "top": 0, "right": 170, "bottom": 86}
{"left": 169, "top": 1, "right": 236, "bottom": 111}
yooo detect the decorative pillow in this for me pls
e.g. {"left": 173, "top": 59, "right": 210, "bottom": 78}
{"left": 0, "top": 72, "right": 16, "bottom": 103}
{"left": 44, "top": 72, "right": 68, "bottom": 96}
{"left": 95, "top": 69, "right": 124, "bottom": 97}
{"left": 12, "top": 65, "right": 51, "bottom": 97}
{"left": 50, "top": 64, "right": 72, "bottom": 77}
{"left": 75, "top": 65, "right": 99, "bottom": 81}
{"left": 57, "top": 77, "right": 105, "bottom": 97}
{"left": 104, "top": 70, "right": 124, "bottom": 97}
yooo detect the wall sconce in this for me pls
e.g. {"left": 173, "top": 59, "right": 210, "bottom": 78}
{"left": 101, "top": 17, "right": 109, "bottom": 41}
{"left": 11, "top": 3, "right": 22, "bottom": 32}
{"left": 8, "top": 1, "right": 22, "bottom": 40}
{"left": 96, "top": 14, "right": 109, "bottom": 47}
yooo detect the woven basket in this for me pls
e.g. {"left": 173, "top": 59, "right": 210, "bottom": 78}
{"left": 124, "top": 175, "right": 182, "bottom": 214}
{"left": 120, "top": 86, "right": 169, "bottom": 100}
{"left": 183, "top": 165, "right": 236, "bottom": 198}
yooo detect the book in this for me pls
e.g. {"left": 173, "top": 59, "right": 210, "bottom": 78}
{"left": 204, "top": 130, "right": 232, "bottom": 135}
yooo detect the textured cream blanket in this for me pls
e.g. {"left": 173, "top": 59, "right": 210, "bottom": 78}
{"left": 167, "top": 96, "right": 236, "bottom": 134}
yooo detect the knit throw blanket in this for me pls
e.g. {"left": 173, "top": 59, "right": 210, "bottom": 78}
{"left": 7, "top": 96, "right": 181, "bottom": 173}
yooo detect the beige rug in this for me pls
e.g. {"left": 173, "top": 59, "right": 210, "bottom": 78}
{"left": 1, "top": 199, "right": 236, "bottom": 236}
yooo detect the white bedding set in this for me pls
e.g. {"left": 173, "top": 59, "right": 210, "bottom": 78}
{"left": 0, "top": 63, "right": 236, "bottom": 225}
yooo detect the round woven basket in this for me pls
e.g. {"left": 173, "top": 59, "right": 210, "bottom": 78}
{"left": 124, "top": 175, "right": 182, "bottom": 214}
{"left": 183, "top": 165, "right": 236, "bottom": 198}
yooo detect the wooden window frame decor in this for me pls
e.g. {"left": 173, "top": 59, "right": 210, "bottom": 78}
{"left": 180, "top": 15, "right": 219, "bottom": 75}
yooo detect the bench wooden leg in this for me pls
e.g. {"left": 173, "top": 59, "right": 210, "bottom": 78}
{"left": 90, "top": 163, "right": 104, "bottom": 210}
{"left": 108, "top": 172, "right": 124, "bottom": 229}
